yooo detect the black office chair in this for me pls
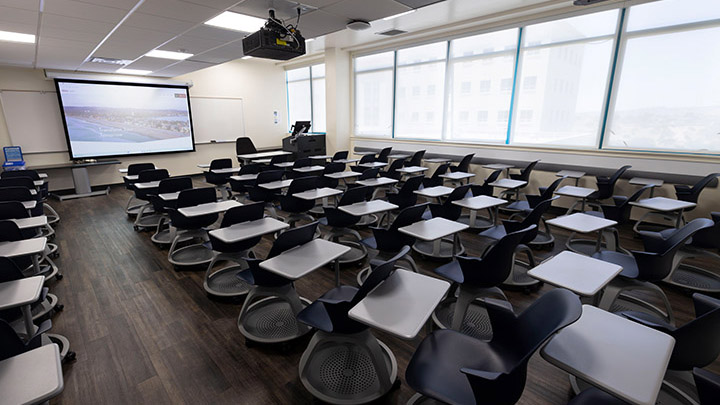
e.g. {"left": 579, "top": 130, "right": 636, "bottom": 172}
{"left": 0, "top": 181, "right": 55, "bottom": 242}
{"left": 359, "top": 204, "right": 428, "bottom": 284}
{"left": 131, "top": 168, "right": 170, "bottom": 231}
{"left": 450, "top": 153, "right": 474, "bottom": 173}
{"left": 376, "top": 147, "right": 392, "bottom": 163}
{"left": 236, "top": 137, "right": 258, "bottom": 163}
{"left": 204, "top": 202, "right": 266, "bottom": 298}
{"left": 204, "top": 158, "right": 234, "bottom": 199}
{"left": 0, "top": 186, "right": 42, "bottom": 217}
{"left": 297, "top": 248, "right": 408, "bottom": 404}
{"left": 228, "top": 163, "right": 262, "bottom": 201}
{"left": 426, "top": 184, "right": 471, "bottom": 219}
{"left": 423, "top": 163, "right": 451, "bottom": 188}
{"left": 236, "top": 221, "right": 319, "bottom": 344}
{"left": 594, "top": 218, "right": 714, "bottom": 325}
{"left": 247, "top": 170, "right": 285, "bottom": 219}
{"left": 149, "top": 176, "right": 193, "bottom": 246}
{"left": 380, "top": 159, "right": 404, "bottom": 181}
{"left": 1, "top": 169, "right": 57, "bottom": 225}
{"left": 166, "top": 187, "right": 219, "bottom": 268}
{"left": 0, "top": 220, "right": 60, "bottom": 282}
{"left": 618, "top": 293, "right": 720, "bottom": 404}
{"left": 583, "top": 165, "right": 631, "bottom": 211}
{"left": 567, "top": 388, "right": 628, "bottom": 405}
{"left": 406, "top": 150, "right": 426, "bottom": 167}
{"left": 387, "top": 175, "right": 424, "bottom": 210}
{"left": 319, "top": 162, "right": 345, "bottom": 189}
{"left": 320, "top": 186, "right": 371, "bottom": 264}
{"left": 432, "top": 225, "right": 537, "bottom": 339}
{"left": 694, "top": 368, "right": 720, "bottom": 405}
{"left": 470, "top": 169, "right": 503, "bottom": 197}
{"left": 0, "top": 257, "right": 62, "bottom": 324}
{"left": 509, "top": 160, "right": 539, "bottom": 183}
{"left": 665, "top": 212, "right": 720, "bottom": 293}
{"left": 123, "top": 163, "right": 155, "bottom": 215}
{"left": 331, "top": 151, "right": 348, "bottom": 161}
{"left": 279, "top": 176, "right": 319, "bottom": 228}
{"left": 351, "top": 154, "right": 376, "bottom": 173}
{"left": 407, "top": 288, "right": 581, "bottom": 405}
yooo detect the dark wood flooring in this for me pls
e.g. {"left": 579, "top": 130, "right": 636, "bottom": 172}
{"left": 45, "top": 179, "right": 719, "bottom": 404}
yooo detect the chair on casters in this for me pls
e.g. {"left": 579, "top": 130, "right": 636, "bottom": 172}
{"left": 406, "top": 288, "right": 581, "bottom": 405}
{"left": 351, "top": 154, "right": 376, "bottom": 173}
{"left": 320, "top": 186, "right": 372, "bottom": 265}
{"left": 228, "top": 163, "right": 262, "bottom": 202}
{"left": 122, "top": 163, "right": 155, "bottom": 216}
{"left": 297, "top": 248, "right": 409, "bottom": 404}
{"left": 0, "top": 257, "right": 61, "bottom": 325}
{"left": 413, "top": 184, "right": 471, "bottom": 260}
{"left": 500, "top": 159, "right": 539, "bottom": 198}
{"left": 387, "top": 175, "right": 423, "bottom": 211}
{"left": 0, "top": 200, "right": 58, "bottom": 259}
{"left": 480, "top": 199, "right": 557, "bottom": 291}
{"left": 331, "top": 150, "right": 348, "bottom": 161}
{"left": 470, "top": 169, "right": 503, "bottom": 197}
{"left": 166, "top": 188, "right": 219, "bottom": 268}
{"left": 150, "top": 177, "right": 193, "bottom": 246}
{"left": 132, "top": 169, "right": 169, "bottom": 231}
{"left": 236, "top": 221, "right": 318, "bottom": 344}
{"left": 380, "top": 159, "right": 404, "bottom": 181}
{"left": 0, "top": 317, "right": 76, "bottom": 364}
{"left": 422, "top": 163, "right": 451, "bottom": 188}
{"left": 358, "top": 203, "right": 428, "bottom": 285}
{"left": 503, "top": 178, "right": 565, "bottom": 248}
{"left": 247, "top": 170, "right": 285, "bottom": 219}
{"left": 593, "top": 218, "right": 714, "bottom": 325}
{"left": 635, "top": 172, "right": 720, "bottom": 233}
{"left": 694, "top": 368, "right": 720, "bottom": 405}
{"left": 376, "top": 147, "right": 392, "bottom": 163}
{"left": 278, "top": 176, "right": 319, "bottom": 228}
{"left": 613, "top": 293, "right": 720, "bottom": 405}
{"left": 450, "top": 153, "right": 474, "bottom": 173}
{"left": 580, "top": 165, "right": 631, "bottom": 212}
{"left": 204, "top": 202, "right": 266, "bottom": 298}
{"left": 204, "top": 158, "right": 234, "bottom": 200}
{"left": 566, "top": 185, "right": 651, "bottom": 256}
{"left": 406, "top": 150, "right": 426, "bottom": 167}
{"left": 664, "top": 212, "right": 720, "bottom": 293}
{"left": 1, "top": 169, "right": 59, "bottom": 226}
{"left": 0, "top": 221, "right": 61, "bottom": 282}
{"left": 431, "top": 225, "right": 537, "bottom": 340}
{"left": 236, "top": 137, "right": 257, "bottom": 163}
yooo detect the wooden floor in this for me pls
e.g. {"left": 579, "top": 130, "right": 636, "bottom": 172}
{"left": 45, "top": 179, "right": 719, "bottom": 405}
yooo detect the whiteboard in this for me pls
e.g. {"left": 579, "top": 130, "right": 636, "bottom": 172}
{"left": 189, "top": 96, "right": 245, "bottom": 144}
{"left": 0, "top": 90, "right": 68, "bottom": 153}
{"left": 0, "top": 91, "right": 245, "bottom": 154}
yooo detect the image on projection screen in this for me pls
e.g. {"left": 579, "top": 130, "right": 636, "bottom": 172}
{"left": 55, "top": 79, "right": 195, "bottom": 159}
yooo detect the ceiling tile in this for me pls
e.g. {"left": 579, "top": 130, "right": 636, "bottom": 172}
{"left": 180, "top": 0, "right": 242, "bottom": 10}
{"left": 323, "top": 0, "right": 411, "bottom": 22}
{"left": 0, "top": 5, "right": 38, "bottom": 25}
{"left": 93, "top": 26, "right": 178, "bottom": 60}
{"left": 76, "top": 0, "right": 139, "bottom": 10}
{"left": 231, "top": 0, "right": 316, "bottom": 21}
{"left": 159, "top": 34, "right": 227, "bottom": 55}
{"left": 123, "top": 12, "right": 196, "bottom": 34}
{"left": 300, "top": 0, "right": 344, "bottom": 7}
{"left": 138, "top": 0, "right": 220, "bottom": 23}
{"left": 153, "top": 60, "right": 214, "bottom": 77}
{"left": 125, "top": 56, "right": 177, "bottom": 71}
{"left": 182, "top": 25, "right": 245, "bottom": 42}
{"left": 0, "top": 42, "right": 35, "bottom": 66}
{"left": 0, "top": 0, "right": 40, "bottom": 11}
{"left": 190, "top": 40, "right": 243, "bottom": 64}
{"left": 41, "top": 14, "right": 115, "bottom": 36}
{"left": 297, "top": 9, "right": 348, "bottom": 39}
{"left": 43, "top": 0, "right": 127, "bottom": 24}
{"left": 78, "top": 60, "right": 128, "bottom": 73}
{"left": 36, "top": 42, "right": 94, "bottom": 69}
{"left": 0, "top": 21, "right": 37, "bottom": 35}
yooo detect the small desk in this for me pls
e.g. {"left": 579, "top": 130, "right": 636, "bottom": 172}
{"left": 440, "top": 171, "right": 475, "bottom": 185}
{"left": 546, "top": 213, "right": 618, "bottom": 253}
{"left": 274, "top": 161, "right": 295, "bottom": 168}
{"left": 489, "top": 178, "right": 527, "bottom": 200}
{"left": 541, "top": 305, "right": 674, "bottom": 405}
{"left": 309, "top": 155, "right": 333, "bottom": 161}
{"left": 260, "top": 239, "right": 351, "bottom": 286}
{"left": 29, "top": 159, "right": 120, "bottom": 200}
{"left": 0, "top": 345, "right": 64, "bottom": 405}
{"left": 349, "top": 269, "right": 451, "bottom": 340}
{"left": 120, "top": 166, "right": 156, "bottom": 173}
{"left": 208, "top": 217, "right": 289, "bottom": 244}
{"left": 10, "top": 215, "right": 48, "bottom": 230}
{"left": 334, "top": 158, "right": 360, "bottom": 165}
{"left": 259, "top": 179, "right": 293, "bottom": 190}
{"left": 357, "top": 177, "right": 398, "bottom": 188}
{"left": 339, "top": 200, "right": 398, "bottom": 226}
{"left": 293, "top": 188, "right": 343, "bottom": 207}
{"left": 399, "top": 218, "right": 469, "bottom": 257}
{"left": 197, "top": 163, "right": 211, "bottom": 169}
{"left": 237, "top": 150, "right": 292, "bottom": 163}
{"left": 124, "top": 175, "right": 139, "bottom": 181}
{"left": 134, "top": 181, "right": 161, "bottom": 189}
{"left": 452, "top": 195, "right": 507, "bottom": 227}
{"left": 555, "top": 185, "right": 596, "bottom": 213}
{"left": 230, "top": 173, "right": 259, "bottom": 182}
{"left": 0, "top": 237, "right": 46, "bottom": 275}
{"left": 397, "top": 166, "right": 428, "bottom": 175}
{"left": 424, "top": 158, "right": 451, "bottom": 164}
{"left": 354, "top": 151, "right": 378, "bottom": 156}
{"left": 528, "top": 251, "right": 622, "bottom": 297}
{"left": 293, "top": 165, "right": 325, "bottom": 173}
{"left": 0, "top": 276, "right": 45, "bottom": 337}
{"left": 387, "top": 154, "right": 410, "bottom": 161}
{"left": 325, "top": 171, "right": 361, "bottom": 180}
{"left": 38, "top": 173, "right": 48, "bottom": 178}
{"left": 629, "top": 178, "right": 664, "bottom": 197}
{"left": 21, "top": 201, "right": 37, "bottom": 211}
{"left": 252, "top": 158, "right": 272, "bottom": 164}
{"left": 159, "top": 192, "right": 180, "bottom": 201}
{"left": 358, "top": 162, "right": 388, "bottom": 169}
{"left": 630, "top": 197, "right": 696, "bottom": 228}
{"left": 483, "top": 163, "right": 514, "bottom": 177}
{"left": 178, "top": 200, "right": 242, "bottom": 218}
{"left": 210, "top": 168, "right": 239, "bottom": 174}
{"left": 556, "top": 170, "right": 586, "bottom": 186}
{"left": 33, "top": 180, "right": 44, "bottom": 187}
{"left": 414, "top": 186, "right": 454, "bottom": 201}
{"left": 28, "top": 189, "right": 37, "bottom": 196}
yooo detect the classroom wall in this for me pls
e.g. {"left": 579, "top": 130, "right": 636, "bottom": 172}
{"left": 0, "top": 58, "right": 288, "bottom": 191}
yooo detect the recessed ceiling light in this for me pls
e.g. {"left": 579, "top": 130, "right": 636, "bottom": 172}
{"left": 90, "top": 57, "right": 133, "bottom": 65}
{"left": 205, "top": 11, "right": 266, "bottom": 33}
{"left": 0, "top": 30, "right": 35, "bottom": 44}
{"left": 117, "top": 68, "right": 152, "bottom": 75}
{"left": 383, "top": 10, "right": 416, "bottom": 21}
{"left": 145, "top": 49, "right": 193, "bottom": 60}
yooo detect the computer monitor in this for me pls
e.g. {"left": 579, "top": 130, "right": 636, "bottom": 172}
{"left": 290, "top": 121, "right": 312, "bottom": 137}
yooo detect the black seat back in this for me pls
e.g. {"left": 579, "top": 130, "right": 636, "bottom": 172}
{"left": 236, "top": 137, "right": 257, "bottom": 155}
{"left": 471, "top": 170, "right": 502, "bottom": 196}
{"left": 128, "top": 163, "right": 155, "bottom": 176}
{"left": 0, "top": 201, "right": 29, "bottom": 220}
{"left": 406, "top": 150, "right": 426, "bottom": 167}
{"left": 454, "top": 154, "right": 474, "bottom": 172}
{"left": 0, "top": 186, "right": 34, "bottom": 202}
{"left": 293, "top": 158, "right": 312, "bottom": 169}
{"left": 675, "top": 173, "right": 720, "bottom": 208}
{"left": 358, "top": 168, "right": 380, "bottom": 181}
{"left": 600, "top": 185, "right": 650, "bottom": 223}
{"left": 323, "top": 162, "right": 345, "bottom": 175}
{"left": 1, "top": 170, "right": 40, "bottom": 181}
{"left": 209, "top": 202, "right": 267, "bottom": 253}
{"left": 376, "top": 147, "right": 392, "bottom": 163}
{"left": 694, "top": 367, "right": 720, "bottom": 405}
{"left": 511, "top": 160, "right": 539, "bottom": 182}
{"left": 0, "top": 177, "right": 35, "bottom": 190}
{"left": 239, "top": 163, "right": 262, "bottom": 175}
{"left": 398, "top": 175, "right": 423, "bottom": 196}
{"left": 267, "top": 221, "right": 318, "bottom": 258}
{"left": 287, "top": 176, "right": 318, "bottom": 195}
{"left": 332, "top": 151, "right": 348, "bottom": 161}
{"left": 668, "top": 293, "right": 720, "bottom": 370}
{"left": 691, "top": 212, "right": 720, "bottom": 249}
{"left": 594, "top": 165, "right": 631, "bottom": 200}
{"left": 339, "top": 186, "right": 370, "bottom": 206}
{"left": 383, "top": 159, "right": 404, "bottom": 179}
{"left": 209, "top": 158, "right": 232, "bottom": 170}
{"left": 358, "top": 154, "right": 375, "bottom": 165}
{"left": 138, "top": 168, "right": 169, "bottom": 182}
{"left": 351, "top": 246, "right": 409, "bottom": 306}
{"left": 159, "top": 177, "right": 193, "bottom": 194}
{"left": 169, "top": 187, "right": 219, "bottom": 230}
{"left": 0, "top": 220, "right": 25, "bottom": 242}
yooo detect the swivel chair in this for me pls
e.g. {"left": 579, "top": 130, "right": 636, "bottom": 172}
{"left": 166, "top": 188, "right": 219, "bottom": 268}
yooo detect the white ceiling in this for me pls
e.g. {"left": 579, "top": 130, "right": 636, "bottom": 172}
{"left": 0, "top": 0, "right": 575, "bottom": 77}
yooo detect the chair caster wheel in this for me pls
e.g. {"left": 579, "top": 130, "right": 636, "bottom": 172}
{"left": 56, "top": 304, "right": 64, "bottom": 312}
{"left": 133, "top": 225, "right": 141, "bottom": 231}
{"left": 56, "top": 274, "right": 63, "bottom": 280}
{"left": 50, "top": 252, "right": 59, "bottom": 259}
{"left": 63, "top": 351, "right": 77, "bottom": 363}
{"left": 245, "top": 339, "right": 256, "bottom": 348}
{"left": 392, "top": 378, "right": 401, "bottom": 390}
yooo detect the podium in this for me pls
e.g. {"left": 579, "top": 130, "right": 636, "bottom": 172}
{"left": 282, "top": 134, "right": 326, "bottom": 159}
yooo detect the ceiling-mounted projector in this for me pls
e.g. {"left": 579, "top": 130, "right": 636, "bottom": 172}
{"left": 242, "top": 9, "right": 306, "bottom": 61}
{"left": 573, "top": 0, "right": 610, "bottom": 5}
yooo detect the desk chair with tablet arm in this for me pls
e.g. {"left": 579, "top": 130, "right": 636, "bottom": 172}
{"left": 376, "top": 147, "right": 392, "bottom": 163}
{"left": 432, "top": 225, "right": 536, "bottom": 339}
{"left": 331, "top": 150, "right": 348, "bottom": 162}
{"left": 1, "top": 170, "right": 58, "bottom": 226}
{"left": 279, "top": 176, "right": 319, "bottom": 228}
{"left": 405, "top": 150, "right": 425, "bottom": 167}
{"left": 122, "top": 163, "right": 155, "bottom": 216}
{"left": 423, "top": 163, "right": 451, "bottom": 188}
{"left": 666, "top": 212, "right": 720, "bottom": 293}
{"left": 297, "top": 248, "right": 408, "bottom": 404}
{"left": 228, "top": 163, "right": 262, "bottom": 201}
{"left": 132, "top": 169, "right": 169, "bottom": 231}
{"left": 0, "top": 318, "right": 75, "bottom": 364}
{"left": 350, "top": 154, "right": 376, "bottom": 173}
{"left": 582, "top": 165, "right": 631, "bottom": 212}
{"left": 247, "top": 170, "right": 285, "bottom": 219}
{"left": 150, "top": 177, "right": 194, "bottom": 246}
{"left": 0, "top": 221, "right": 60, "bottom": 282}
{"left": 450, "top": 153, "right": 474, "bottom": 173}
{"left": 470, "top": 169, "right": 503, "bottom": 197}
{"left": 412, "top": 185, "right": 471, "bottom": 259}
{"left": 502, "top": 177, "right": 564, "bottom": 248}
{"left": 406, "top": 288, "right": 581, "bottom": 405}
{"left": 0, "top": 200, "right": 58, "bottom": 259}
{"left": 167, "top": 188, "right": 219, "bottom": 268}
{"left": 204, "top": 158, "right": 234, "bottom": 200}
{"left": 236, "top": 221, "right": 318, "bottom": 344}
{"left": 320, "top": 186, "right": 371, "bottom": 265}
{"left": 387, "top": 175, "right": 423, "bottom": 211}
{"left": 0, "top": 257, "right": 61, "bottom": 326}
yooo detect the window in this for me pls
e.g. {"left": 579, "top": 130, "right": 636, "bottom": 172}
{"left": 500, "top": 78, "right": 513, "bottom": 91}
{"left": 354, "top": 52, "right": 394, "bottom": 136}
{"left": 511, "top": 10, "right": 618, "bottom": 147}
{"left": 446, "top": 28, "right": 519, "bottom": 142}
{"left": 286, "top": 64, "right": 326, "bottom": 133}
{"left": 605, "top": 0, "right": 720, "bottom": 153}
{"left": 395, "top": 42, "right": 447, "bottom": 139}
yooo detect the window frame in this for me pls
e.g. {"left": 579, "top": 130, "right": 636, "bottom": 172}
{"left": 285, "top": 64, "right": 326, "bottom": 134}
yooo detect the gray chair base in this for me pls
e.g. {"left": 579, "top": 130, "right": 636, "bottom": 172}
{"left": 412, "top": 237, "right": 465, "bottom": 260}
{"left": 566, "top": 229, "right": 628, "bottom": 256}
{"left": 662, "top": 248, "right": 720, "bottom": 293}
{"left": 570, "top": 370, "right": 700, "bottom": 405}
{"left": 168, "top": 230, "right": 214, "bottom": 267}
{"left": 125, "top": 195, "right": 144, "bottom": 216}
{"left": 501, "top": 250, "right": 540, "bottom": 290}
{"left": 134, "top": 203, "right": 163, "bottom": 231}
{"left": 407, "top": 393, "right": 445, "bottom": 404}
{"left": 356, "top": 250, "right": 418, "bottom": 286}
{"left": 299, "top": 329, "right": 398, "bottom": 404}
{"left": 633, "top": 210, "right": 684, "bottom": 234}
{"left": 455, "top": 212, "right": 494, "bottom": 230}
{"left": 356, "top": 214, "right": 379, "bottom": 227}
{"left": 204, "top": 251, "right": 252, "bottom": 297}
{"left": 43, "top": 203, "right": 60, "bottom": 226}
{"left": 598, "top": 277, "right": 675, "bottom": 325}
{"left": 31, "top": 294, "right": 61, "bottom": 321}
{"left": 238, "top": 284, "right": 312, "bottom": 344}
{"left": 323, "top": 227, "right": 368, "bottom": 264}
{"left": 431, "top": 285, "right": 509, "bottom": 341}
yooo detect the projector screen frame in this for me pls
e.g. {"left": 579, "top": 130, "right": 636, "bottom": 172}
{"left": 53, "top": 78, "right": 197, "bottom": 160}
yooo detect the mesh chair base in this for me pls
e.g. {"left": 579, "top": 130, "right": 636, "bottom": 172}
{"left": 204, "top": 252, "right": 252, "bottom": 297}
{"left": 356, "top": 214, "right": 379, "bottom": 227}
{"left": 238, "top": 291, "right": 312, "bottom": 344}
{"left": 570, "top": 375, "right": 699, "bottom": 405}
{"left": 664, "top": 265, "right": 720, "bottom": 293}
{"left": 413, "top": 238, "right": 465, "bottom": 260}
{"left": 432, "top": 299, "right": 494, "bottom": 341}
{"left": 168, "top": 242, "right": 214, "bottom": 266}
{"left": 299, "top": 330, "right": 397, "bottom": 405}
{"left": 600, "top": 280, "right": 674, "bottom": 325}
{"left": 44, "top": 333, "right": 73, "bottom": 362}
{"left": 407, "top": 393, "right": 446, "bottom": 404}
{"left": 31, "top": 294, "right": 59, "bottom": 321}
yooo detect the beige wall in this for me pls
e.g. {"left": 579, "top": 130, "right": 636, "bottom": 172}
{"left": 0, "top": 58, "right": 288, "bottom": 191}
